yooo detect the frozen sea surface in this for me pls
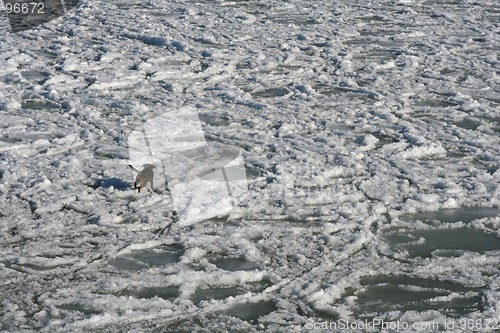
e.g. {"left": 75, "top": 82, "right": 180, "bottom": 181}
{"left": 0, "top": 0, "right": 499, "bottom": 332}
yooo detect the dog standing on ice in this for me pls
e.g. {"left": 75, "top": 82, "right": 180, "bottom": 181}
{"left": 128, "top": 164, "right": 155, "bottom": 193}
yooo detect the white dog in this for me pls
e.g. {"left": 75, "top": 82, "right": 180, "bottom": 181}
{"left": 128, "top": 164, "right": 155, "bottom": 193}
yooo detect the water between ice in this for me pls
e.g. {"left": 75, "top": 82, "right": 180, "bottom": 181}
{"left": 384, "top": 207, "right": 500, "bottom": 258}
{"left": 349, "top": 275, "right": 485, "bottom": 319}
{"left": 343, "top": 207, "right": 500, "bottom": 320}
{"left": 101, "top": 207, "right": 500, "bottom": 326}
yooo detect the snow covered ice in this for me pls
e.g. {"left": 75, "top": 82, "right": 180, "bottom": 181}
{"left": 0, "top": 0, "right": 499, "bottom": 332}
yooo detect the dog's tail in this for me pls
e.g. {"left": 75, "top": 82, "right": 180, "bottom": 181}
{"left": 128, "top": 164, "right": 141, "bottom": 173}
